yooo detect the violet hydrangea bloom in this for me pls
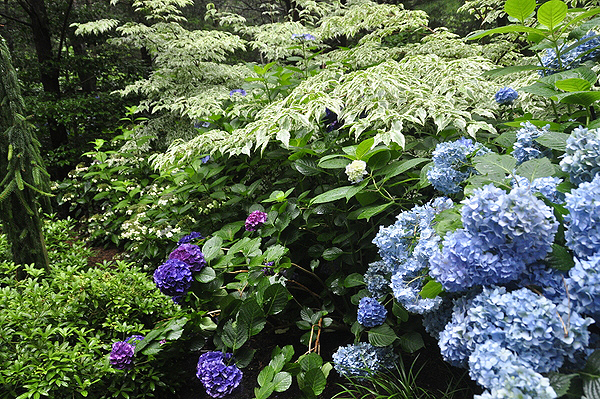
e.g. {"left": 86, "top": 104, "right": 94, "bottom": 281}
{"left": 357, "top": 297, "right": 387, "bottom": 327}
{"left": 229, "top": 88, "right": 246, "bottom": 96}
{"left": 109, "top": 341, "right": 135, "bottom": 370}
{"left": 178, "top": 231, "right": 204, "bottom": 245}
{"left": 292, "top": 33, "right": 316, "bottom": 40}
{"left": 494, "top": 87, "right": 518, "bottom": 105}
{"left": 153, "top": 259, "right": 193, "bottom": 299}
{"left": 169, "top": 243, "right": 207, "bottom": 272}
{"left": 245, "top": 210, "right": 268, "bottom": 231}
{"left": 126, "top": 335, "right": 144, "bottom": 345}
{"left": 196, "top": 351, "right": 243, "bottom": 398}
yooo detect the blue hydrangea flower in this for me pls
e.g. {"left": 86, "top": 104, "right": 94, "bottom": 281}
{"left": 229, "top": 88, "right": 246, "bottom": 96}
{"left": 465, "top": 287, "right": 592, "bottom": 373}
{"left": 539, "top": 31, "right": 600, "bottom": 76}
{"left": 196, "top": 351, "right": 243, "bottom": 398}
{"left": 427, "top": 138, "right": 490, "bottom": 194}
{"left": 153, "top": 259, "right": 193, "bottom": 299}
{"left": 364, "top": 260, "right": 394, "bottom": 298}
{"left": 512, "top": 175, "right": 565, "bottom": 203}
{"left": 357, "top": 297, "right": 388, "bottom": 327}
{"left": 422, "top": 295, "right": 455, "bottom": 339}
{"left": 461, "top": 184, "right": 558, "bottom": 265}
{"left": 494, "top": 87, "right": 518, "bottom": 105}
{"left": 390, "top": 261, "right": 442, "bottom": 313}
{"left": 512, "top": 122, "right": 550, "bottom": 165}
{"left": 560, "top": 126, "right": 600, "bottom": 185}
{"left": 438, "top": 295, "right": 474, "bottom": 368}
{"left": 564, "top": 175, "right": 600, "bottom": 258}
{"left": 332, "top": 342, "right": 397, "bottom": 378}
{"left": 109, "top": 341, "right": 135, "bottom": 370}
{"left": 292, "top": 33, "right": 316, "bottom": 40}
{"left": 567, "top": 253, "right": 600, "bottom": 319}
{"left": 169, "top": 243, "right": 207, "bottom": 272}
{"left": 178, "top": 231, "right": 204, "bottom": 245}
{"left": 245, "top": 210, "right": 268, "bottom": 231}
{"left": 516, "top": 262, "right": 567, "bottom": 304}
{"left": 470, "top": 341, "right": 557, "bottom": 399}
{"left": 429, "top": 229, "right": 524, "bottom": 292}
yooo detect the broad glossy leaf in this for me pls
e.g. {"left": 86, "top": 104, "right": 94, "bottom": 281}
{"left": 537, "top": 0, "right": 568, "bottom": 30}
{"left": 515, "top": 157, "right": 555, "bottom": 181}
{"left": 504, "top": 0, "right": 536, "bottom": 22}
{"left": 368, "top": 324, "right": 397, "bottom": 347}
{"left": 554, "top": 78, "right": 591, "bottom": 92}
{"left": 552, "top": 91, "right": 600, "bottom": 106}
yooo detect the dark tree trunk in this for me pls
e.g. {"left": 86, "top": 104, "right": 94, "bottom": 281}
{"left": 22, "top": 0, "right": 69, "bottom": 148}
{"left": 69, "top": 32, "right": 96, "bottom": 93}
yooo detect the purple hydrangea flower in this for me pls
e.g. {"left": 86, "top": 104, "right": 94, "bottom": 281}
{"left": 229, "top": 89, "right": 246, "bottom": 96}
{"left": 494, "top": 87, "right": 519, "bottom": 105}
{"left": 245, "top": 211, "right": 268, "bottom": 231}
{"left": 357, "top": 297, "right": 388, "bottom": 327}
{"left": 196, "top": 352, "right": 243, "bottom": 398}
{"left": 126, "top": 335, "right": 145, "bottom": 345}
{"left": 178, "top": 231, "right": 204, "bottom": 245}
{"left": 109, "top": 341, "right": 135, "bottom": 370}
{"left": 153, "top": 259, "right": 193, "bottom": 298}
{"left": 169, "top": 244, "right": 207, "bottom": 272}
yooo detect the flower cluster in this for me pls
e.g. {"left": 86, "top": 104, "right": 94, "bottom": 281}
{"left": 440, "top": 287, "right": 592, "bottom": 373}
{"left": 560, "top": 126, "right": 600, "bottom": 185}
{"left": 292, "top": 33, "right": 316, "bottom": 40}
{"left": 169, "top": 244, "right": 207, "bottom": 272}
{"left": 494, "top": 87, "right": 518, "bottom": 105}
{"left": 324, "top": 108, "right": 343, "bottom": 132}
{"left": 512, "top": 122, "right": 549, "bottom": 165}
{"left": 364, "top": 260, "right": 394, "bottom": 298}
{"left": 229, "top": 88, "right": 246, "bottom": 96}
{"left": 109, "top": 335, "right": 144, "bottom": 370}
{"left": 245, "top": 210, "right": 268, "bottom": 231}
{"left": 539, "top": 31, "right": 600, "bottom": 76}
{"left": 430, "top": 185, "right": 558, "bottom": 291}
{"left": 564, "top": 174, "right": 600, "bottom": 258}
{"left": 567, "top": 253, "right": 600, "bottom": 319}
{"left": 332, "top": 342, "right": 397, "bottom": 378}
{"left": 427, "top": 138, "right": 490, "bottom": 194}
{"left": 513, "top": 175, "right": 564, "bottom": 204}
{"left": 178, "top": 231, "right": 204, "bottom": 245}
{"left": 373, "top": 198, "right": 452, "bottom": 312}
{"left": 345, "top": 160, "right": 368, "bottom": 184}
{"left": 357, "top": 297, "right": 387, "bottom": 327}
{"left": 153, "top": 259, "right": 193, "bottom": 301}
{"left": 196, "top": 352, "right": 243, "bottom": 398}
{"left": 469, "top": 341, "right": 557, "bottom": 399}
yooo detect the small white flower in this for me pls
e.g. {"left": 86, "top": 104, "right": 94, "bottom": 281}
{"left": 345, "top": 160, "right": 368, "bottom": 184}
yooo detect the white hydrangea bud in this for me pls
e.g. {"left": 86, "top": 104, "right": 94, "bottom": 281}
{"left": 345, "top": 160, "right": 368, "bottom": 184}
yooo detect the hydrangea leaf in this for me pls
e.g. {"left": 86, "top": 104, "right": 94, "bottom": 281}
{"left": 300, "top": 353, "right": 323, "bottom": 372}
{"left": 504, "top": 0, "right": 536, "bottom": 23}
{"left": 222, "top": 319, "right": 249, "bottom": 350}
{"left": 520, "top": 82, "right": 561, "bottom": 98}
{"left": 202, "top": 236, "right": 223, "bottom": 263}
{"left": 299, "top": 368, "right": 327, "bottom": 396}
{"left": 356, "top": 137, "right": 375, "bottom": 160}
{"left": 293, "top": 159, "right": 322, "bottom": 176}
{"left": 317, "top": 156, "right": 351, "bottom": 169}
{"left": 354, "top": 202, "right": 393, "bottom": 221}
{"left": 398, "top": 331, "right": 424, "bottom": 353}
{"left": 392, "top": 302, "right": 409, "bottom": 322}
{"left": 419, "top": 280, "right": 443, "bottom": 299}
{"left": 368, "top": 324, "right": 397, "bottom": 347}
{"left": 238, "top": 298, "right": 266, "bottom": 336}
{"left": 263, "top": 283, "right": 290, "bottom": 315}
{"left": 548, "top": 373, "right": 578, "bottom": 397}
{"left": 272, "top": 371, "right": 292, "bottom": 392}
{"left": 310, "top": 186, "right": 355, "bottom": 205}
{"left": 534, "top": 131, "right": 570, "bottom": 151}
{"left": 537, "top": 0, "right": 568, "bottom": 31}
{"left": 552, "top": 91, "right": 600, "bottom": 107}
{"left": 473, "top": 153, "right": 516, "bottom": 180}
{"left": 254, "top": 383, "right": 275, "bottom": 399}
{"left": 257, "top": 365, "right": 275, "bottom": 387}
{"left": 554, "top": 77, "right": 592, "bottom": 92}
{"left": 343, "top": 273, "right": 365, "bottom": 288}
{"left": 515, "top": 157, "right": 555, "bottom": 181}
{"left": 323, "top": 247, "right": 343, "bottom": 261}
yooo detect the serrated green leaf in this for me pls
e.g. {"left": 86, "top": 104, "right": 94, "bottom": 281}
{"left": 202, "top": 236, "right": 223, "bottom": 262}
{"left": 273, "top": 372, "right": 292, "bottom": 392}
{"left": 317, "top": 156, "right": 350, "bottom": 169}
{"left": 356, "top": 137, "right": 375, "bottom": 160}
{"left": 300, "top": 353, "right": 323, "bottom": 372}
{"left": 310, "top": 186, "right": 354, "bottom": 205}
{"left": 222, "top": 319, "right": 248, "bottom": 350}
{"left": 343, "top": 273, "right": 365, "bottom": 288}
{"left": 534, "top": 130, "right": 570, "bottom": 151}
{"left": 300, "top": 368, "right": 327, "bottom": 396}
{"left": 548, "top": 373, "right": 578, "bottom": 397}
{"left": 515, "top": 157, "right": 555, "bottom": 181}
{"left": 195, "top": 267, "right": 216, "bottom": 283}
{"left": 474, "top": 153, "right": 516, "bottom": 179}
{"left": 419, "top": 280, "right": 443, "bottom": 299}
{"left": 293, "top": 159, "right": 322, "bottom": 176}
{"left": 392, "top": 302, "right": 409, "bottom": 322}
{"left": 520, "top": 82, "right": 561, "bottom": 97}
{"left": 398, "top": 332, "right": 424, "bottom": 353}
{"left": 505, "top": 0, "right": 536, "bottom": 22}
{"left": 322, "top": 247, "right": 343, "bottom": 261}
{"left": 239, "top": 298, "right": 266, "bottom": 336}
{"left": 263, "top": 283, "right": 290, "bottom": 315}
{"left": 376, "top": 158, "right": 429, "bottom": 180}
{"left": 467, "top": 25, "right": 545, "bottom": 40}
{"left": 355, "top": 202, "right": 393, "bottom": 221}
{"left": 537, "top": 0, "right": 567, "bottom": 30}
{"left": 552, "top": 91, "right": 600, "bottom": 106}
{"left": 258, "top": 365, "right": 275, "bottom": 387}
{"left": 368, "top": 324, "right": 397, "bottom": 347}
{"left": 555, "top": 77, "right": 592, "bottom": 92}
